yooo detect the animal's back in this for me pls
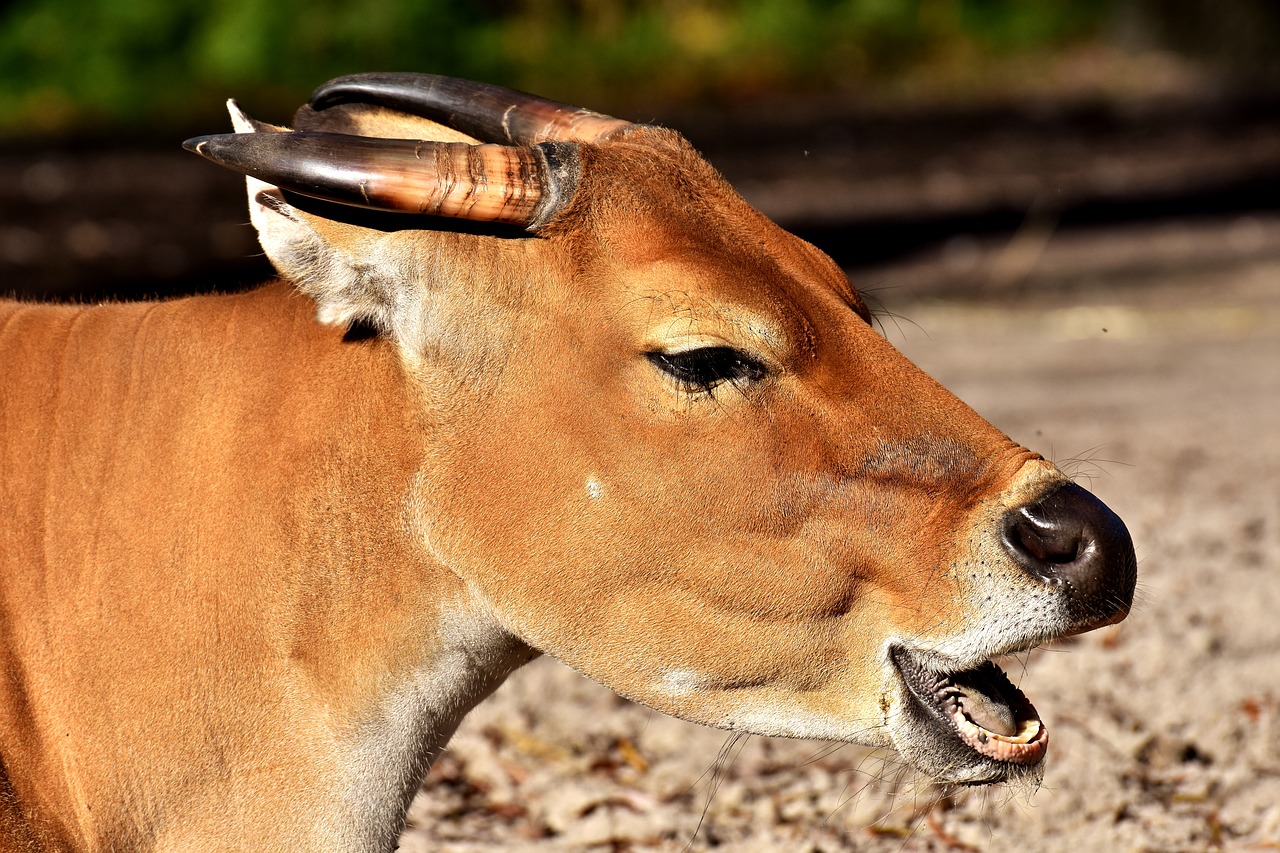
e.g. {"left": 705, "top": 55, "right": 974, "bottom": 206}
{"left": 0, "top": 285, "right": 432, "bottom": 848}
{"left": 0, "top": 309, "right": 52, "bottom": 849}
{"left": 0, "top": 293, "right": 276, "bottom": 847}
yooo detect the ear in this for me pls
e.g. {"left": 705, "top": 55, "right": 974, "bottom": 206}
{"left": 291, "top": 101, "right": 480, "bottom": 143}
{"left": 227, "top": 100, "right": 422, "bottom": 343}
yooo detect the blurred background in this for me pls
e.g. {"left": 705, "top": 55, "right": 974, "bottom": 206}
{"left": 2, "top": 0, "right": 1280, "bottom": 300}
{"left": 3, "top": 3, "right": 1278, "bottom": 851}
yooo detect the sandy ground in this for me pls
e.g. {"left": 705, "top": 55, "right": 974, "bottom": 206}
{"left": 394, "top": 254, "right": 1280, "bottom": 852}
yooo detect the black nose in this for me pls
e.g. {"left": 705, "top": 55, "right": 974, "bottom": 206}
{"left": 1003, "top": 482, "right": 1137, "bottom": 631}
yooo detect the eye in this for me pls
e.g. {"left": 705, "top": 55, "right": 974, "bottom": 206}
{"left": 646, "top": 346, "right": 768, "bottom": 393}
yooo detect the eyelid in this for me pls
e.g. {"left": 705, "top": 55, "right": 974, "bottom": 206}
{"left": 643, "top": 312, "right": 789, "bottom": 366}
{"left": 648, "top": 337, "right": 781, "bottom": 374}
{"left": 646, "top": 346, "right": 763, "bottom": 368}
{"left": 645, "top": 345, "right": 769, "bottom": 394}
{"left": 649, "top": 333, "right": 736, "bottom": 353}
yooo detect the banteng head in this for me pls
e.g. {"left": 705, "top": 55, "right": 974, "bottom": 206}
{"left": 186, "top": 73, "right": 1136, "bottom": 786}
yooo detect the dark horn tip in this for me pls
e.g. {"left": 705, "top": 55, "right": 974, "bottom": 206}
{"left": 180, "top": 132, "right": 287, "bottom": 179}
{"left": 181, "top": 136, "right": 211, "bottom": 155}
{"left": 181, "top": 133, "right": 245, "bottom": 164}
{"left": 309, "top": 71, "right": 430, "bottom": 111}
{"left": 308, "top": 74, "right": 367, "bottom": 110}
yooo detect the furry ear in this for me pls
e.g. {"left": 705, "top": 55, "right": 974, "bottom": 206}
{"left": 291, "top": 100, "right": 479, "bottom": 143}
{"left": 227, "top": 100, "right": 422, "bottom": 342}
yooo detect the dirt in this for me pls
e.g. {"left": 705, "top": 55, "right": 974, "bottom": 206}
{"left": 394, "top": 255, "right": 1280, "bottom": 852}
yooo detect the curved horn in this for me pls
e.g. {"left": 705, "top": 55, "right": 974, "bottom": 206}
{"left": 309, "top": 72, "right": 633, "bottom": 145}
{"left": 183, "top": 131, "right": 579, "bottom": 231}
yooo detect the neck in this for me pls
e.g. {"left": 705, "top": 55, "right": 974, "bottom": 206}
{"left": 0, "top": 284, "right": 534, "bottom": 851}
{"left": 324, "top": 598, "right": 534, "bottom": 849}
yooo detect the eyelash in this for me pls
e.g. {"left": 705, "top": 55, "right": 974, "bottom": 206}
{"left": 645, "top": 346, "right": 768, "bottom": 393}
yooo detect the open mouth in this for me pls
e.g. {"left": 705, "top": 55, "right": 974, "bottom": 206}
{"left": 890, "top": 646, "right": 1048, "bottom": 767}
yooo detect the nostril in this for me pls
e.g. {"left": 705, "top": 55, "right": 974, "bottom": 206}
{"left": 1014, "top": 522, "right": 1049, "bottom": 564}
{"left": 1009, "top": 503, "right": 1086, "bottom": 570}
{"left": 1002, "top": 482, "right": 1137, "bottom": 629}
{"left": 1014, "top": 519, "right": 1069, "bottom": 565}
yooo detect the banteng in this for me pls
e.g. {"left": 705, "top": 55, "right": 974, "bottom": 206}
{"left": 0, "top": 74, "right": 1136, "bottom": 851}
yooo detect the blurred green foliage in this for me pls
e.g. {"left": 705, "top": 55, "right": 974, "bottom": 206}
{"left": 0, "top": 0, "right": 1111, "bottom": 137}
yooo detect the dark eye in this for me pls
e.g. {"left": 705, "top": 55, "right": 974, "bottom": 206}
{"left": 646, "top": 346, "right": 767, "bottom": 393}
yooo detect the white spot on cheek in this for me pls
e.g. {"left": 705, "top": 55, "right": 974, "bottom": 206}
{"left": 660, "top": 669, "right": 701, "bottom": 697}
{"left": 586, "top": 477, "right": 604, "bottom": 500}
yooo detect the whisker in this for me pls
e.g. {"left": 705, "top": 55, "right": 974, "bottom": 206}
{"left": 682, "top": 732, "right": 749, "bottom": 852}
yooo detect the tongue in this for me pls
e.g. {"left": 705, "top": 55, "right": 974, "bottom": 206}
{"left": 928, "top": 660, "right": 1049, "bottom": 764}
{"left": 958, "top": 682, "right": 1017, "bottom": 736}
